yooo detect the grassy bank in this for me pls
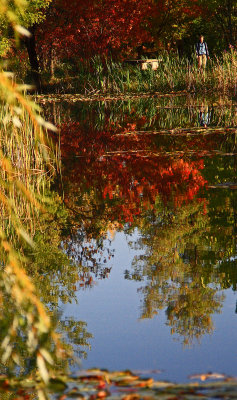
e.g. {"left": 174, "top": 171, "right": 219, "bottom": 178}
{"left": 44, "top": 50, "right": 237, "bottom": 96}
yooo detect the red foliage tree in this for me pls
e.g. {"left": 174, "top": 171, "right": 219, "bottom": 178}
{"left": 36, "top": 0, "right": 155, "bottom": 64}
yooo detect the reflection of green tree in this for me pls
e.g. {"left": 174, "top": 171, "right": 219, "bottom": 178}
{"left": 202, "top": 152, "right": 237, "bottom": 290}
{"left": 122, "top": 131, "right": 237, "bottom": 345}
{"left": 0, "top": 188, "right": 93, "bottom": 376}
{"left": 29, "top": 191, "right": 93, "bottom": 361}
{"left": 59, "top": 317, "right": 92, "bottom": 360}
{"left": 27, "top": 191, "right": 79, "bottom": 306}
{"left": 166, "top": 285, "right": 224, "bottom": 345}
{"left": 125, "top": 198, "right": 227, "bottom": 345}
{"left": 49, "top": 97, "right": 237, "bottom": 350}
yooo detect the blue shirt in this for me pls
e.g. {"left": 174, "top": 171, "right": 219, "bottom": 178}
{"left": 196, "top": 41, "right": 209, "bottom": 56}
{"left": 199, "top": 42, "right": 206, "bottom": 55}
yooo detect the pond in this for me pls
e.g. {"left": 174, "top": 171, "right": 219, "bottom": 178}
{"left": 43, "top": 94, "right": 237, "bottom": 383}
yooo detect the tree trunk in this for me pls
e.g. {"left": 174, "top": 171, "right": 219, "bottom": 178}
{"left": 24, "top": 25, "right": 42, "bottom": 93}
{"left": 227, "top": 0, "right": 233, "bottom": 45}
{"left": 50, "top": 47, "right": 56, "bottom": 79}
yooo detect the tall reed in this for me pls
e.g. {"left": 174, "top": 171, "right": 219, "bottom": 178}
{"left": 0, "top": 69, "right": 65, "bottom": 391}
{"left": 0, "top": 1, "right": 66, "bottom": 395}
{"left": 46, "top": 50, "right": 237, "bottom": 96}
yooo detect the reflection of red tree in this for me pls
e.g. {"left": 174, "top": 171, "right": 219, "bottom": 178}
{"left": 60, "top": 121, "right": 207, "bottom": 223}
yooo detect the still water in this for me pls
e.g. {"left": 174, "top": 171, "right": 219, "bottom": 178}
{"left": 48, "top": 95, "right": 237, "bottom": 382}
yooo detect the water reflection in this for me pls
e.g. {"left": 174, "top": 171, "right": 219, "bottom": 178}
{"left": 54, "top": 96, "right": 237, "bottom": 350}
{"left": 45, "top": 94, "right": 236, "bottom": 131}
{"left": 1, "top": 94, "right": 235, "bottom": 380}
{"left": 198, "top": 102, "right": 211, "bottom": 128}
{"left": 124, "top": 200, "right": 225, "bottom": 345}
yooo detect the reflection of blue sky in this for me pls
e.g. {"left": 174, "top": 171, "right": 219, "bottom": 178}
{"left": 61, "top": 231, "right": 237, "bottom": 382}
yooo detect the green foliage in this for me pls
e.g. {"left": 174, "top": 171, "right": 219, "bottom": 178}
{"left": 38, "top": 50, "right": 237, "bottom": 96}
{"left": 0, "top": 73, "right": 63, "bottom": 391}
{"left": 0, "top": 0, "right": 69, "bottom": 393}
{"left": 0, "top": 0, "right": 52, "bottom": 67}
{"left": 0, "top": 38, "right": 11, "bottom": 57}
{"left": 0, "top": 0, "right": 52, "bottom": 29}
{"left": 19, "top": 0, "right": 52, "bottom": 27}
{"left": 196, "top": 0, "right": 237, "bottom": 50}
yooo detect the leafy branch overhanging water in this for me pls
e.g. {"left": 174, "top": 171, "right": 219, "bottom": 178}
{"left": 0, "top": 1, "right": 67, "bottom": 397}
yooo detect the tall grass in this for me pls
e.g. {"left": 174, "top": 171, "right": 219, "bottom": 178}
{"left": 0, "top": 95, "right": 56, "bottom": 237}
{"left": 0, "top": 69, "right": 65, "bottom": 393}
{"left": 47, "top": 50, "right": 237, "bottom": 96}
{"left": 211, "top": 50, "right": 237, "bottom": 95}
{"left": 0, "top": 0, "right": 65, "bottom": 391}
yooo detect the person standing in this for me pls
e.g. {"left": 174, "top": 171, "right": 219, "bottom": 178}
{"left": 196, "top": 35, "right": 209, "bottom": 70}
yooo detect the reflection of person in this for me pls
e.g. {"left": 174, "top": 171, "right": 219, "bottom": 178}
{"left": 199, "top": 102, "right": 211, "bottom": 128}
{"left": 196, "top": 35, "right": 209, "bottom": 70}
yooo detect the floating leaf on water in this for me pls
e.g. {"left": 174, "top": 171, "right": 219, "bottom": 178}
{"left": 151, "top": 381, "right": 174, "bottom": 389}
{"left": 66, "top": 390, "right": 85, "bottom": 398}
{"left": 115, "top": 395, "right": 136, "bottom": 400}
{"left": 132, "top": 370, "right": 162, "bottom": 376}
{"left": 189, "top": 372, "right": 227, "bottom": 381}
